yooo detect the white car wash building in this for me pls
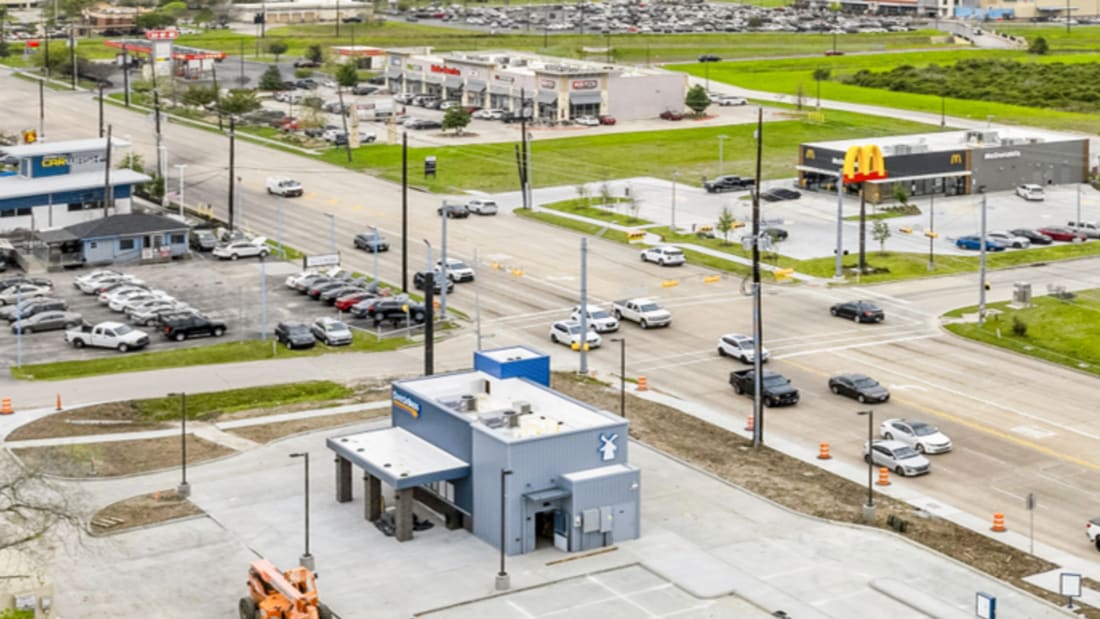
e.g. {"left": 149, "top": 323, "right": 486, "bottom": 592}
{"left": 383, "top": 49, "right": 687, "bottom": 122}
{"left": 328, "top": 346, "right": 641, "bottom": 555}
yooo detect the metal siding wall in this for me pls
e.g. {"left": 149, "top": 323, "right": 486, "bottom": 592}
{"left": 498, "top": 356, "right": 550, "bottom": 386}
{"left": 567, "top": 467, "right": 641, "bottom": 551}
{"left": 470, "top": 429, "right": 511, "bottom": 551}
{"left": 391, "top": 388, "right": 477, "bottom": 514}
{"left": 971, "top": 141, "right": 1087, "bottom": 191}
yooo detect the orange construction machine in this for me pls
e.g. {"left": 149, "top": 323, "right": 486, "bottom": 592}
{"left": 238, "top": 559, "right": 334, "bottom": 619}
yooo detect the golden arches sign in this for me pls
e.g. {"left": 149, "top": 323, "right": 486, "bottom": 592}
{"left": 842, "top": 144, "right": 887, "bottom": 183}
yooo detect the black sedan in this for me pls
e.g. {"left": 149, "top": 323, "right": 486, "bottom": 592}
{"left": 438, "top": 204, "right": 470, "bottom": 218}
{"left": 413, "top": 270, "right": 455, "bottom": 294}
{"left": 828, "top": 373, "right": 890, "bottom": 403}
{"left": 274, "top": 321, "right": 316, "bottom": 350}
{"left": 830, "top": 300, "right": 885, "bottom": 323}
{"left": 761, "top": 187, "right": 802, "bottom": 202}
{"left": 697, "top": 53, "right": 721, "bottom": 62}
{"left": 1009, "top": 228, "right": 1054, "bottom": 245}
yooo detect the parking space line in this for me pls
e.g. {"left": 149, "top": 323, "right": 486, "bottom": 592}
{"left": 505, "top": 600, "right": 538, "bottom": 619}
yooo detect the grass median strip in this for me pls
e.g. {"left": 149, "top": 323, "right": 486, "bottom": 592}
{"left": 944, "top": 291, "right": 1100, "bottom": 378}
{"left": 10, "top": 332, "right": 410, "bottom": 381}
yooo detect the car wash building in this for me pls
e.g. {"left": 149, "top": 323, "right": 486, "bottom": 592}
{"left": 797, "top": 128, "right": 1090, "bottom": 203}
{"left": 384, "top": 49, "right": 686, "bottom": 122}
{"left": 0, "top": 137, "right": 149, "bottom": 234}
{"left": 327, "top": 346, "right": 641, "bottom": 555}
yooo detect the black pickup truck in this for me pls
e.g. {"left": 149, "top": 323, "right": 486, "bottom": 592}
{"left": 729, "top": 369, "right": 800, "bottom": 407}
{"left": 703, "top": 175, "right": 756, "bottom": 194}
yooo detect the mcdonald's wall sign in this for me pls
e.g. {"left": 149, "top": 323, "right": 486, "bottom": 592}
{"left": 842, "top": 144, "right": 887, "bottom": 183}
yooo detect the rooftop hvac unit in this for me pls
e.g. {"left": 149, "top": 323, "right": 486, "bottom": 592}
{"left": 460, "top": 394, "right": 477, "bottom": 412}
{"left": 502, "top": 409, "right": 519, "bottom": 428}
{"left": 512, "top": 400, "right": 532, "bottom": 416}
{"left": 480, "top": 412, "right": 505, "bottom": 429}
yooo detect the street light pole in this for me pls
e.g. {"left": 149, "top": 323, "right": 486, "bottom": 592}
{"left": 289, "top": 452, "right": 313, "bottom": 570}
{"left": 168, "top": 392, "right": 190, "bottom": 498}
{"left": 174, "top": 163, "right": 187, "bottom": 217}
{"left": 611, "top": 337, "right": 625, "bottom": 417}
{"left": 717, "top": 134, "right": 729, "bottom": 175}
{"left": 579, "top": 237, "right": 588, "bottom": 375}
{"left": 928, "top": 191, "right": 935, "bottom": 271}
{"left": 495, "top": 468, "right": 513, "bottom": 591}
{"left": 370, "top": 225, "right": 380, "bottom": 284}
{"left": 978, "top": 194, "right": 988, "bottom": 326}
{"left": 857, "top": 410, "right": 875, "bottom": 522}
{"left": 834, "top": 173, "right": 844, "bottom": 280}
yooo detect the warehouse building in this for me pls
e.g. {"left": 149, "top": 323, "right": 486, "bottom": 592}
{"left": 797, "top": 128, "right": 1090, "bottom": 203}
{"left": 383, "top": 49, "right": 686, "bottom": 122}
{"left": 327, "top": 346, "right": 641, "bottom": 555}
{"left": 0, "top": 137, "right": 149, "bottom": 234}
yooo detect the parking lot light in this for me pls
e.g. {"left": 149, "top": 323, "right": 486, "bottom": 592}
{"left": 289, "top": 452, "right": 313, "bottom": 570}
{"left": 167, "top": 392, "right": 190, "bottom": 498}
{"left": 857, "top": 409, "right": 874, "bottom": 522}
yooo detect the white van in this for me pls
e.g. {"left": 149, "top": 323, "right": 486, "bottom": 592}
{"left": 1015, "top": 184, "right": 1045, "bottom": 201}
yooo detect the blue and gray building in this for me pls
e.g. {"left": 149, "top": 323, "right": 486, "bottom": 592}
{"left": 328, "top": 346, "right": 641, "bottom": 555}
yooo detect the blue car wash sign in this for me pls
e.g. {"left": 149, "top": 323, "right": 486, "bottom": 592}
{"left": 393, "top": 390, "right": 420, "bottom": 418}
{"left": 32, "top": 154, "right": 71, "bottom": 177}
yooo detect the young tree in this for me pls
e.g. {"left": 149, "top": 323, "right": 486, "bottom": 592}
{"left": 442, "top": 106, "right": 471, "bottom": 134}
{"left": 118, "top": 152, "right": 144, "bottom": 172}
{"left": 181, "top": 84, "right": 216, "bottom": 109}
{"left": 716, "top": 206, "right": 735, "bottom": 245}
{"left": 259, "top": 65, "right": 283, "bottom": 91}
{"left": 812, "top": 67, "right": 830, "bottom": 108}
{"left": 684, "top": 84, "right": 710, "bottom": 116}
{"left": 268, "top": 40, "right": 289, "bottom": 63}
{"left": 219, "top": 89, "right": 261, "bottom": 115}
{"left": 893, "top": 184, "right": 909, "bottom": 206}
{"left": 305, "top": 44, "right": 324, "bottom": 64}
{"left": 1028, "top": 36, "right": 1049, "bottom": 55}
{"left": 872, "top": 220, "right": 891, "bottom": 254}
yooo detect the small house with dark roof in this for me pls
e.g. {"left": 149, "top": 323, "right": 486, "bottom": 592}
{"left": 35, "top": 213, "right": 189, "bottom": 269}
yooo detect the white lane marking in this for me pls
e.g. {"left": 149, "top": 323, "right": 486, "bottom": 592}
{"left": 888, "top": 384, "right": 929, "bottom": 392}
{"left": 850, "top": 287, "right": 914, "bottom": 305}
{"left": 773, "top": 334, "right": 941, "bottom": 360}
{"left": 505, "top": 599, "right": 538, "bottom": 619}
{"left": 1011, "top": 425, "right": 1056, "bottom": 440}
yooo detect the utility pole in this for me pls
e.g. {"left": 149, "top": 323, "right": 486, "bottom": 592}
{"left": 98, "top": 83, "right": 104, "bottom": 137}
{"left": 423, "top": 240, "right": 435, "bottom": 376}
{"left": 579, "top": 237, "right": 588, "bottom": 375}
{"left": 38, "top": 78, "right": 44, "bottom": 139}
{"left": 239, "top": 39, "right": 245, "bottom": 86}
{"left": 401, "top": 132, "right": 408, "bottom": 292}
{"left": 211, "top": 64, "right": 222, "bottom": 130}
{"left": 978, "top": 194, "right": 988, "bottom": 326}
{"left": 68, "top": 23, "right": 75, "bottom": 90}
{"left": 154, "top": 90, "right": 164, "bottom": 186}
{"left": 928, "top": 192, "right": 935, "bottom": 271}
{"left": 228, "top": 116, "right": 236, "bottom": 232}
{"left": 122, "top": 47, "right": 130, "bottom": 107}
{"left": 834, "top": 175, "right": 844, "bottom": 279}
{"left": 102, "top": 125, "right": 113, "bottom": 218}
{"left": 751, "top": 108, "right": 764, "bottom": 447}
{"left": 858, "top": 185, "right": 867, "bottom": 274}
{"left": 43, "top": 19, "right": 49, "bottom": 80}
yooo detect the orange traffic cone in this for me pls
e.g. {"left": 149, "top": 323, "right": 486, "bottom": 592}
{"left": 636, "top": 376, "right": 648, "bottom": 391}
{"left": 56, "top": 393, "right": 63, "bottom": 412}
{"left": 745, "top": 415, "right": 755, "bottom": 432}
{"left": 0, "top": 397, "right": 11, "bottom": 415}
{"left": 876, "top": 467, "right": 891, "bottom": 486}
{"left": 817, "top": 442, "right": 832, "bottom": 460}
{"left": 991, "top": 512, "right": 1006, "bottom": 533}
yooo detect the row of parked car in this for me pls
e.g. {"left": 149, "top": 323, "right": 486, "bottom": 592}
{"left": 953, "top": 224, "right": 1096, "bottom": 251}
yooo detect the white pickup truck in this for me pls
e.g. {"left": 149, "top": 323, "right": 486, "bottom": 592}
{"left": 65, "top": 321, "right": 150, "bottom": 352}
{"left": 612, "top": 298, "right": 671, "bottom": 329}
{"left": 1088, "top": 517, "right": 1100, "bottom": 550}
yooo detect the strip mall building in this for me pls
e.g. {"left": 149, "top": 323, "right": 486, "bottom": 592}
{"left": 797, "top": 128, "right": 1090, "bottom": 203}
{"left": 383, "top": 49, "right": 687, "bottom": 122}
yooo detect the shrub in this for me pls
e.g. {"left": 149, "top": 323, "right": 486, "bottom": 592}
{"left": 1012, "top": 315, "right": 1027, "bottom": 337}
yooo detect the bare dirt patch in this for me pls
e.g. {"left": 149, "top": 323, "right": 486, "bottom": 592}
{"left": 228, "top": 408, "right": 388, "bottom": 444}
{"left": 11, "top": 436, "right": 235, "bottom": 478}
{"left": 549, "top": 373, "right": 1100, "bottom": 618}
{"left": 89, "top": 488, "right": 205, "bottom": 536}
{"left": 7, "top": 401, "right": 169, "bottom": 441}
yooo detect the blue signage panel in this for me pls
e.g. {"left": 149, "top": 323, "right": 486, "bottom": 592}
{"left": 31, "top": 154, "right": 71, "bottom": 177}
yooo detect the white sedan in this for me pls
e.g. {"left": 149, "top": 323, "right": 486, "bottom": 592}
{"left": 575, "top": 115, "right": 600, "bottom": 126}
{"left": 987, "top": 231, "right": 1030, "bottom": 249}
{"left": 880, "top": 418, "right": 952, "bottom": 454}
{"left": 213, "top": 239, "right": 271, "bottom": 261}
{"left": 863, "top": 440, "right": 931, "bottom": 476}
{"left": 466, "top": 199, "right": 499, "bottom": 215}
{"left": 548, "top": 320, "right": 602, "bottom": 350}
{"left": 716, "top": 96, "right": 748, "bottom": 106}
{"left": 0, "top": 284, "right": 52, "bottom": 305}
{"left": 640, "top": 246, "right": 686, "bottom": 266}
{"left": 717, "top": 333, "right": 769, "bottom": 363}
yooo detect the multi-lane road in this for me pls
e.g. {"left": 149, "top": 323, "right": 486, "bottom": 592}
{"left": 7, "top": 72, "right": 1100, "bottom": 563}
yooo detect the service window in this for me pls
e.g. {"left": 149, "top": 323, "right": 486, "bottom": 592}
{"left": 170, "top": 234, "right": 185, "bottom": 244}
{"left": 119, "top": 239, "right": 135, "bottom": 251}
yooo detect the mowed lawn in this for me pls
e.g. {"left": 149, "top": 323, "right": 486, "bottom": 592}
{"left": 945, "top": 290, "right": 1100, "bottom": 377}
{"left": 320, "top": 109, "right": 936, "bottom": 193}
{"left": 672, "top": 50, "right": 1100, "bottom": 133}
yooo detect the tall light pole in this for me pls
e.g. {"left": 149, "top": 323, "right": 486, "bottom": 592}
{"left": 370, "top": 225, "right": 380, "bottom": 284}
{"left": 834, "top": 173, "right": 844, "bottom": 280}
{"left": 978, "top": 193, "right": 988, "bottom": 326}
{"left": 174, "top": 163, "right": 187, "bottom": 217}
{"left": 579, "top": 237, "right": 588, "bottom": 375}
{"left": 611, "top": 337, "right": 625, "bottom": 417}
{"left": 927, "top": 191, "right": 936, "bottom": 271}
{"left": 717, "top": 134, "right": 729, "bottom": 175}
{"left": 495, "top": 468, "right": 513, "bottom": 591}
{"left": 235, "top": 175, "right": 244, "bottom": 232}
{"left": 289, "top": 452, "right": 313, "bottom": 570}
{"left": 167, "top": 392, "right": 190, "bottom": 498}
{"left": 857, "top": 410, "right": 875, "bottom": 522}
{"left": 670, "top": 169, "right": 679, "bottom": 232}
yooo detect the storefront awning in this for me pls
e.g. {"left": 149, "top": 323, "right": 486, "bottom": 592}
{"left": 466, "top": 79, "right": 486, "bottom": 92}
{"left": 866, "top": 170, "right": 971, "bottom": 184}
{"left": 569, "top": 91, "right": 601, "bottom": 106}
{"left": 444, "top": 75, "right": 463, "bottom": 89}
{"left": 537, "top": 90, "right": 558, "bottom": 104}
{"left": 327, "top": 427, "right": 470, "bottom": 490}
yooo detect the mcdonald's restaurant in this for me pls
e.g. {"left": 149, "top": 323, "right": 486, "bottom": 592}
{"left": 797, "top": 128, "right": 1090, "bottom": 203}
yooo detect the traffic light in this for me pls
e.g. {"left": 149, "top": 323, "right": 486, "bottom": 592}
{"left": 253, "top": 12, "right": 265, "bottom": 24}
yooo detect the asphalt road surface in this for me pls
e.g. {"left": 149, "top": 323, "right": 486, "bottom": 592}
{"left": 6, "top": 70, "right": 1100, "bottom": 564}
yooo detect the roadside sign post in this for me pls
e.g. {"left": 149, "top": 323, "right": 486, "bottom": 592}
{"left": 1061, "top": 573, "right": 1082, "bottom": 609}
{"left": 1025, "top": 492, "right": 1036, "bottom": 554}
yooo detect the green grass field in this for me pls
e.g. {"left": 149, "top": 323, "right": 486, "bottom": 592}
{"left": 944, "top": 290, "right": 1100, "bottom": 378}
{"left": 989, "top": 24, "right": 1100, "bottom": 52}
{"left": 133, "top": 381, "right": 355, "bottom": 421}
{"left": 321, "top": 109, "right": 935, "bottom": 192}
{"left": 11, "top": 331, "right": 410, "bottom": 381}
{"left": 672, "top": 50, "right": 1100, "bottom": 133}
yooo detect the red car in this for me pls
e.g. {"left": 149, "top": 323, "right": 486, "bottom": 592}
{"left": 659, "top": 110, "right": 683, "bottom": 121}
{"left": 824, "top": 50, "right": 845, "bottom": 56}
{"left": 599, "top": 115, "right": 616, "bottom": 125}
{"left": 1038, "top": 226, "right": 1087, "bottom": 242}
{"left": 335, "top": 291, "right": 375, "bottom": 312}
